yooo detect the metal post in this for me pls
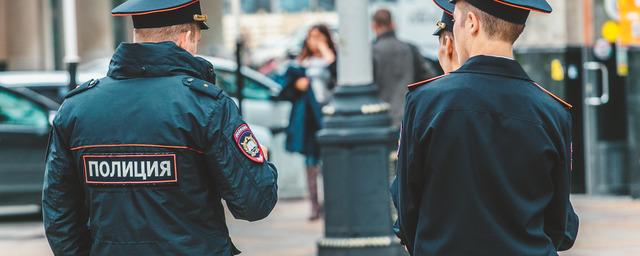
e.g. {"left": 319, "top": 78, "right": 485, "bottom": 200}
{"left": 231, "top": 0, "right": 244, "bottom": 114}
{"left": 316, "top": 0, "right": 402, "bottom": 255}
{"left": 627, "top": 47, "right": 640, "bottom": 198}
{"left": 62, "top": 0, "right": 79, "bottom": 90}
{"left": 235, "top": 38, "right": 245, "bottom": 115}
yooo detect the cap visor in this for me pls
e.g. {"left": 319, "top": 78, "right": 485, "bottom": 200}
{"left": 199, "top": 22, "right": 209, "bottom": 30}
{"left": 433, "top": 27, "right": 443, "bottom": 36}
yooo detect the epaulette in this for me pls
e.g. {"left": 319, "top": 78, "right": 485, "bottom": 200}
{"left": 182, "top": 77, "right": 222, "bottom": 99}
{"left": 65, "top": 79, "right": 99, "bottom": 99}
{"left": 532, "top": 82, "right": 573, "bottom": 109}
{"left": 407, "top": 74, "right": 447, "bottom": 90}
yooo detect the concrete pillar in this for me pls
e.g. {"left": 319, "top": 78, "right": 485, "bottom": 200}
{"left": 200, "top": 0, "right": 226, "bottom": 56}
{"left": 0, "top": 0, "right": 7, "bottom": 70}
{"left": 5, "top": 0, "right": 48, "bottom": 70}
{"left": 336, "top": 0, "right": 373, "bottom": 86}
{"left": 316, "top": 0, "right": 401, "bottom": 255}
{"left": 517, "top": 0, "right": 584, "bottom": 48}
{"left": 76, "top": 0, "right": 114, "bottom": 62}
{"left": 41, "top": 0, "right": 56, "bottom": 70}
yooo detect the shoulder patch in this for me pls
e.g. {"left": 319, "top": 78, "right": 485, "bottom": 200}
{"left": 182, "top": 77, "right": 222, "bottom": 99}
{"left": 532, "top": 82, "right": 572, "bottom": 109}
{"left": 407, "top": 74, "right": 447, "bottom": 90}
{"left": 233, "top": 124, "right": 265, "bottom": 164}
{"left": 65, "top": 79, "right": 99, "bottom": 99}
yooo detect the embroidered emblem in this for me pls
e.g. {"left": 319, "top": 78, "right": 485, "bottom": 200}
{"left": 234, "top": 124, "right": 265, "bottom": 163}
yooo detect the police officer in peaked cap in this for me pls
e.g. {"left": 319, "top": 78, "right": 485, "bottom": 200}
{"left": 432, "top": 0, "right": 459, "bottom": 73}
{"left": 391, "top": 0, "right": 579, "bottom": 255}
{"left": 42, "top": 1, "right": 278, "bottom": 255}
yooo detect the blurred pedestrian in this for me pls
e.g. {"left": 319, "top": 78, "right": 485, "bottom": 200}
{"left": 371, "top": 9, "right": 433, "bottom": 126}
{"left": 392, "top": 0, "right": 579, "bottom": 255}
{"left": 279, "top": 24, "right": 337, "bottom": 221}
{"left": 42, "top": 1, "right": 278, "bottom": 255}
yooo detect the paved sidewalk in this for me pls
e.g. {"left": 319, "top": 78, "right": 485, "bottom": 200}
{"left": 229, "top": 196, "right": 640, "bottom": 256}
{"left": 228, "top": 199, "right": 323, "bottom": 256}
{"left": 1, "top": 196, "right": 639, "bottom": 255}
{"left": 560, "top": 195, "right": 640, "bottom": 256}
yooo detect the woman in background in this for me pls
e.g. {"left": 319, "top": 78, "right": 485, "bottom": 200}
{"left": 281, "top": 24, "right": 337, "bottom": 221}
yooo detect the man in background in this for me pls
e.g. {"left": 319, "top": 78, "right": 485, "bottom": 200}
{"left": 371, "top": 9, "right": 433, "bottom": 126}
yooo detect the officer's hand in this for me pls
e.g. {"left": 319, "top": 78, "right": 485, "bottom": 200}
{"left": 260, "top": 145, "right": 269, "bottom": 161}
{"left": 295, "top": 77, "right": 310, "bottom": 92}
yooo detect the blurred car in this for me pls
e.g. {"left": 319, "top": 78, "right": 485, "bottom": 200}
{"left": 0, "top": 72, "right": 98, "bottom": 103}
{"left": 0, "top": 86, "right": 59, "bottom": 209}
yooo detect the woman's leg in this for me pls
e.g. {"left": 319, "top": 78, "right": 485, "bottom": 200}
{"left": 306, "top": 157, "right": 321, "bottom": 221}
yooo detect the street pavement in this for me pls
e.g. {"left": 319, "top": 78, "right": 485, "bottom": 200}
{"left": 560, "top": 195, "right": 640, "bottom": 256}
{"left": 0, "top": 195, "right": 638, "bottom": 256}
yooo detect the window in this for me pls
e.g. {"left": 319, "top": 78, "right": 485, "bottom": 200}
{"left": 216, "top": 71, "right": 273, "bottom": 100}
{"left": 318, "top": 0, "right": 335, "bottom": 11}
{"left": 280, "top": 0, "right": 310, "bottom": 13}
{"left": 241, "top": 0, "right": 271, "bottom": 13}
{"left": 0, "top": 90, "right": 48, "bottom": 128}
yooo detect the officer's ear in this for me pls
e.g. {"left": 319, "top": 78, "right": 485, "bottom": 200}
{"left": 467, "top": 11, "right": 480, "bottom": 36}
{"left": 445, "top": 35, "right": 455, "bottom": 56}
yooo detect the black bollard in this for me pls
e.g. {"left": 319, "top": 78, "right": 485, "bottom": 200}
{"left": 627, "top": 47, "right": 640, "bottom": 199}
{"left": 317, "top": 84, "right": 403, "bottom": 256}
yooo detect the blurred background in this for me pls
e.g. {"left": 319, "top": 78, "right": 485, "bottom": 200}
{"left": 1, "top": 0, "right": 640, "bottom": 255}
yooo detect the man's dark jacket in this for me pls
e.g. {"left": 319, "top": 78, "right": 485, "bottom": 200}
{"left": 392, "top": 56, "right": 579, "bottom": 256}
{"left": 42, "top": 42, "right": 278, "bottom": 256}
{"left": 373, "top": 31, "right": 432, "bottom": 126}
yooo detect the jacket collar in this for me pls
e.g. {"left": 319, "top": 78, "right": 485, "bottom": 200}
{"left": 375, "top": 31, "right": 397, "bottom": 42}
{"left": 107, "top": 42, "right": 216, "bottom": 83}
{"left": 452, "top": 55, "right": 531, "bottom": 81}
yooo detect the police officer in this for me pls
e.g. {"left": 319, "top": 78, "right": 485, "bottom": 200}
{"left": 42, "top": 1, "right": 278, "bottom": 255}
{"left": 391, "top": 0, "right": 579, "bottom": 255}
{"left": 432, "top": 2, "right": 459, "bottom": 74}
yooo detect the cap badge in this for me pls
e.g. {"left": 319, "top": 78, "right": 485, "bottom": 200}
{"left": 193, "top": 14, "right": 208, "bottom": 22}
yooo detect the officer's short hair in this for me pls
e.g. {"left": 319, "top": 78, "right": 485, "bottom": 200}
{"left": 457, "top": 1, "right": 525, "bottom": 43}
{"left": 439, "top": 31, "right": 454, "bottom": 44}
{"left": 134, "top": 23, "right": 200, "bottom": 43}
{"left": 372, "top": 9, "right": 393, "bottom": 28}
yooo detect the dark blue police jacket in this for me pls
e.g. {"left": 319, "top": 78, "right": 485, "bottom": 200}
{"left": 392, "top": 55, "right": 579, "bottom": 256}
{"left": 42, "top": 42, "right": 278, "bottom": 256}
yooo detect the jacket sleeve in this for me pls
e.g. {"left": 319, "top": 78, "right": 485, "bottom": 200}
{"left": 393, "top": 94, "right": 426, "bottom": 255}
{"left": 42, "top": 117, "right": 90, "bottom": 256}
{"left": 204, "top": 96, "right": 278, "bottom": 221}
{"left": 544, "top": 113, "right": 579, "bottom": 251}
{"left": 276, "top": 65, "right": 306, "bottom": 101}
{"left": 390, "top": 177, "right": 406, "bottom": 245}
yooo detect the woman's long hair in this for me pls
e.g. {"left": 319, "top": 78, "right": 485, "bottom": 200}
{"left": 297, "top": 24, "right": 337, "bottom": 62}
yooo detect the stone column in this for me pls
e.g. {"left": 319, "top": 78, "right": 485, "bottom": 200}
{"left": 0, "top": 0, "right": 7, "bottom": 70}
{"left": 199, "top": 0, "right": 226, "bottom": 56}
{"left": 517, "top": 1, "right": 583, "bottom": 48}
{"left": 5, "top": 0, "right": 48, "bottom": 70}
{"left": 316, "top": 0, "right": 402, "bottom": 255}
{"left": 76, "top": 0, "right": 114, "bottom": 62}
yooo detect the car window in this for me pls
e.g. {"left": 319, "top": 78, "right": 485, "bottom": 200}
{"left": 216, "top": 70, "right": 272, "bottom": 100}
{"left": 0, "top": 90, "right": 48, "bottom": 128}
